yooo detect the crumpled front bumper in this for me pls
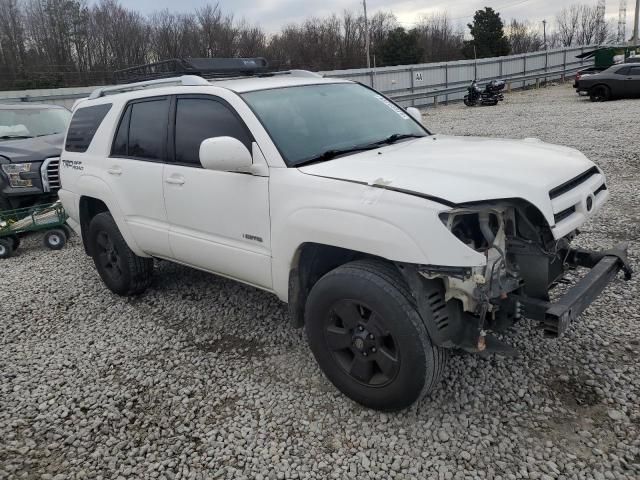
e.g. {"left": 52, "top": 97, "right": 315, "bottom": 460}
{"left": 515, "top": 242, "right": 632, "bottom": 337}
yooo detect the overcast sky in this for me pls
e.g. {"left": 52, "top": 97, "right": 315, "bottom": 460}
{"left": 123, "top": 0, "right": 635, "bottom": 35}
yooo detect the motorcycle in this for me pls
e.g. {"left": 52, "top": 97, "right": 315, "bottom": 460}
{"left": 464, "top": 79, "right": 505, "bottom": 106}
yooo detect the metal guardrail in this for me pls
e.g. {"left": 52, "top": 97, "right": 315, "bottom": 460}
{"left": 4, "top": 64, "right": 584, "bottom": 106}
{"left": 0, "top": 46, "right": 591, "bottom": 107}
{"left": 385, "top": 64, "right": 584, "bottom": 106}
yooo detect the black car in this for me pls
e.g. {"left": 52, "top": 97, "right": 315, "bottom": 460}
{"left": 576, "top": 64, "right": 640, "bottom": 102}
{"left": 573, "top": 66, "right": 607, "bottom": 88}
{"left": 0, "top": 104, "right": 71, "bottom": 210}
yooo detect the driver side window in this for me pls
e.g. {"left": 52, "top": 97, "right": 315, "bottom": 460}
{"left": 173, "top": 97, "right": 253, "bottom": 166}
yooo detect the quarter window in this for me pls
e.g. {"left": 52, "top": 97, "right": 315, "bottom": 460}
{"left": 174, "top": 98, "right": 252, "bottom": 166}
{"left": 66, "top": 104, "right": 111, "bottom": 152}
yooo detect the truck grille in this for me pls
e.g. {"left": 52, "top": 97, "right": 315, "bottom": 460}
{"left": 549, "top": 166, "right": 599, "bottom": 199}
{"left": 549, "top": 166, "right": 608, "bottom": 238}
{"left": 42, "top": 157, "right": 60, "bottom": 192}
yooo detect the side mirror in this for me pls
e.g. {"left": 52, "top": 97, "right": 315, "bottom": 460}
{"left": 406, "top": 107, "right": 423, "bottom": 124}
{"left": 199, "top": 137, "right": 252, "bottom": 172}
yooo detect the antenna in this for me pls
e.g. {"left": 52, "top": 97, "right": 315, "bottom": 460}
{"left": 618, "top": 0, "right": 628, "bottom": 44}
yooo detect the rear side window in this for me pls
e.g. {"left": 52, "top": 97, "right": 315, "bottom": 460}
{"left": 111, "top": 98, "right": 169, "bottom": 160}
{"left": 174, "top": 98, "right": 252, "bottom": 166}
{"left": 65, "top": 104, "right": 111, "bottom": 152}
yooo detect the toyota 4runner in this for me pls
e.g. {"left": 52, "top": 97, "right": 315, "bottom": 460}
{"left": 59, "top": 59, "right": 632, "bottom": 411}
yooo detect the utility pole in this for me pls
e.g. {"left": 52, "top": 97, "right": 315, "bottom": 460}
{"left": 597, "top": 0, "right": 606, "bottom": 44}
{"left": 619, "top": 0, "right": 628, "bottom": 44}
{"left": 632, "top": 0, "right": 640, "bottom": 44}
{"left": 363, "top": 0, "right": 371, "bottom": 68}
{"left": 542, "top": 19, "right": 547, "bottom": 49}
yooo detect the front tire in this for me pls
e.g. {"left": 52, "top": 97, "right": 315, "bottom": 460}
{"left": 88, "top": 212, "right": 153, "bottom": 296}
{"left": 463, "top": 96, "right": 474, "bottom": 107}
{"left": 305, "top": 260, "right": 448, "bottom": 411}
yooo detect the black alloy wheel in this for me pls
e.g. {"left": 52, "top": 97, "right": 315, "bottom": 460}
{"left": 324, "top": 299, "right": 400, "bottom": 387}
{"left": 95, "top": 230, "right": 123, "bottom": 282}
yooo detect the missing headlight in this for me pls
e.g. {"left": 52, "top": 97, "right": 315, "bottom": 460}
{"left": 440, "top": 210, "right": 501, "bottom": 251}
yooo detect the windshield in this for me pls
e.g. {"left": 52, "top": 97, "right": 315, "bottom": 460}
{"left": 242, "top": 83, "right": 428, "bottom": 166}
{"left": 0, "top": 108, "right": 71, "bottom": 139}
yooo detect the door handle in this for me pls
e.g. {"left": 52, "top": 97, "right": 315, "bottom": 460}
{"left": 165, "top": 176, "right": 185, "bottom": 185}
{"left": 107, "top": 167, "right": 122, "bottom": 176}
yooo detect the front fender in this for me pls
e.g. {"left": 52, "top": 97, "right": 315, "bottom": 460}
{"left": 269, "top": 169, "right": 486, "bottom": 301}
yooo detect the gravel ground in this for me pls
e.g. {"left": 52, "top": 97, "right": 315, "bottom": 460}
{"left": 1, "top": 84, "right": 639, "bottom": 480}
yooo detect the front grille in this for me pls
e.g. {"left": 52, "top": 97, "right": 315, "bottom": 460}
{"left": 41, "top": 157, "right": 60, "bottom": 192}
{"left": 549, "top": 166, "right": 599, "bottom": 199}
{"left": 554, "top": 206, "right": 576, "bottom": 224}
{"left": 594, "top": 183, "right": 607, "bottom": 196}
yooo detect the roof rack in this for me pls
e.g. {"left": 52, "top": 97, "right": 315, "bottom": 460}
{"left": 88, "top": 75, "right": 209, "bottom": 99}
{"left": 114, "top": 57, "right": 269, "bottom": 84}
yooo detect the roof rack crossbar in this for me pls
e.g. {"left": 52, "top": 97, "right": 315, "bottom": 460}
{"left": 267, "top": 70, "right": 324, "bottom": 79}
{"left": 89, "top": 75, "right": 209, "bottom": 99}
{"left": 113, "top": 57, "right": 270, "bottom": 84}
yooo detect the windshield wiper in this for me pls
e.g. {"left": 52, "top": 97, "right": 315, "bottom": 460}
{"left": 373, "top": 133, "right": 425, "bottom": 145}
{"left": 0, "top": 135, "right": 33, "bottom": 140}
{"left": 294, "top": 134, "right": 426, "bottom": 167}
{"left": 295, "top": 144, "right": 380, "bottom": 167}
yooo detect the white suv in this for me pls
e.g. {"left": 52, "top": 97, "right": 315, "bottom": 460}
{"left": 59, "top": 61, "right": 631, "bottom": 411}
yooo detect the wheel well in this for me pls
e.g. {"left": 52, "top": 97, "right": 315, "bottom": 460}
{"left": 79, "top": 196, "right": 108, "bottom": 255}
{"left": 288, "top": 243, "right": 386, "bottom": 328}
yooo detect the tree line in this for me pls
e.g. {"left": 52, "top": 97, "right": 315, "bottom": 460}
{"left": 0, "top": 0, "right": 616, "bottom": 90}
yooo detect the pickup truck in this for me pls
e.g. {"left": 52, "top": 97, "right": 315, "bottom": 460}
{"left": 0, "top": 104, "right": 69, "bottom": 210}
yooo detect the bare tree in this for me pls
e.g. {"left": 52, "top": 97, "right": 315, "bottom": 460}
{"left": 1, "top": 0, "right": 605, "bottom": 90}
{"left": 576, "top": 5, "right": 599, "bottom": 46}
{"left": 0, "top": 0, "right": 27, "bottom": 81}
{"left": 556, "top": 5, "right": 580, "bottom": 46}
{"left": 507, "top": 19, "right": 543, "bottom": 53}
{"left": 414, "top": 13, "right": 464, "bottom": 62}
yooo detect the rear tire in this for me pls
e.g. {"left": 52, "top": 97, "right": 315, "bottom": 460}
{"left": 305, "top": 259, "right": 448, "bottom": 411}
{"left": 88, "top": 212, "right": 153, "bottom": 296}
{"left": 0, "top": 238, "right": 13, "bottom": 259}
{"left": 590, "top": 85, "right": 610, "bottom": 102}
{"left": 43, "top": 228, "right": 67, "bottom": 250}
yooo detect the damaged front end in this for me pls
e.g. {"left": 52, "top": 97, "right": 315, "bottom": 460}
{"left": 401, "top": 201, "right": 632, "bottom": 355}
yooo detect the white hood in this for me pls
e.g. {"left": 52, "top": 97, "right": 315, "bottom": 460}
{"left": 298, "top": 135, "right": 597, "bottom": 227}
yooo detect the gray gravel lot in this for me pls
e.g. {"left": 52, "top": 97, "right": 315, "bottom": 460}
{"left": 1, "top": 84, "right": 639, "bottom": 480}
